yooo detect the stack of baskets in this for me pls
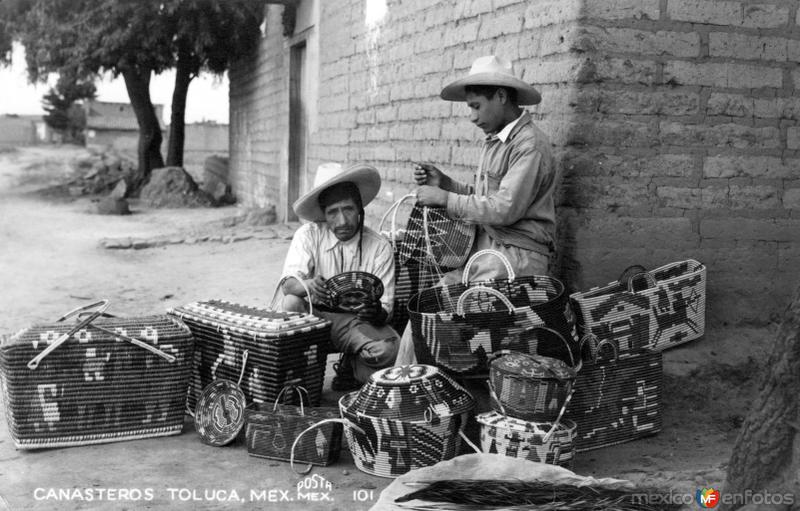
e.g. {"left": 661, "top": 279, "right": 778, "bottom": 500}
{"left": 564, "top": 259, "right": 706, "bottom": 451}
{"left": 339, "top": 364, "right": 474, "bottom": 478}
{"left": 168, "top": 299, "right": 331, "bottom": 410}
{"left": 476, "top": 329, "right": 581, "bottom": 468}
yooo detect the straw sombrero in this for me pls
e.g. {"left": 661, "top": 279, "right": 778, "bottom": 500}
{"left": 293, "top": 162, "right": 381, "bottom": 222}
{"left": 440, "top": 55, "right": 541, "bottom": 105}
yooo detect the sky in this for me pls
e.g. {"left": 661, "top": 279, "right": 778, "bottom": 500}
{"left": 0, "top": 43, "right": 230, "bottom": 125}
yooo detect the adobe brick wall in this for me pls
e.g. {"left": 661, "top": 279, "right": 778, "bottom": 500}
{"left": 229, "top": 0, "right": 799, "bottom": 326}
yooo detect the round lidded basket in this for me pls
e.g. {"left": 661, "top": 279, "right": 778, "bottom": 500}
{"left": 476, "top": 411, "right": 577, "bottom": 469}
{"left": 339, "top": 364, "right": 475, "bottom": 478}
{"left": 488, "top": 327, "right": 581, "bottom": 422}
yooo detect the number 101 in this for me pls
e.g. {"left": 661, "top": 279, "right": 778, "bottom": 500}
{"left": 353, "top": 489, "right": 373, "bottom": 501}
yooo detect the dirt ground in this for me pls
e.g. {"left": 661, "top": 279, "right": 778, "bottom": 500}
{"left": 0, "top": 146, "right": 778, "bottom": 510}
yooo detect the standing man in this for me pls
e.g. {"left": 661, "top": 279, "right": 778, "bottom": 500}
{"left": 414, "top": 55, "right": 557, "bottom": 281}
{"left": 281, "top": 162, "right": 399, "bottom": 389}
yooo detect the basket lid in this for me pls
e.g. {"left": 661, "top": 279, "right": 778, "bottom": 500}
{"left": 476, "top": 411, "right": 577, "bottom": 435}
{"left": 169, "top": 300, "right": 329, "bottom": 337}
{"left": 342, "top": 364, "right": 475, "bottom": 421}
{"left": 194, "top": 379, "right": 247, "bottom": 446}
{"left": 490, "top": 352, "right": 577, "bottom": 380}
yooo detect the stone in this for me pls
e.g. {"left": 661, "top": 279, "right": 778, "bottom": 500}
{"left": 201, "top": 155, "right": 235, "bottom": 205}
{"left": 243, "top": 206, "right": 278, "bottom": 226}
{"left": 140, "top": 166, "right": 216, "bottom": 208}
{"left": 109, "top": 179, "right": 127, "bottom": 199}
{"left": 95, "top": 197, "right": 131, "bottom": 215}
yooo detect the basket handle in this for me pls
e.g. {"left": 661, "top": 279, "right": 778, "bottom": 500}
{"left": 377, "top": 193, "right": 417, "bottom": 247}
{"left": 458, "top": 428, "right": 482, "bottom": 454}
{"left": 272, "top": 273, "right": 315, "bottom": 315}
{"left": 626, "top": 272, "right": 657, "bottom": 293}
{"left": 85, "top": 323, "right": 176, "bottom": 363}
{"left": 456, "top": 285, "right": 515, "bottom": 316}
{"left": 28, "top": 299, "right": 111, "bottom": 370}
{"left": 289, "top": 418, "right": 364, "bottom": 475}
{"left": 529, "top": 326, "right": 578, "bottom": 370}
{"left": 462, "top": 249, "right": 515, "bottom": 285}
{"left": 618, "top": 264, "right": 656, "bottom": 292}
{"left": 273, "top": 382, "right": 309, "bottom": 415}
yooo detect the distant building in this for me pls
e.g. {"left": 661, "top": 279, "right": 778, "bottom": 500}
{"left": 0, "top": 114, "right": 49, "bottom": 148}
{"left": 84, "top": 100, "right": 164, "bottom": 154}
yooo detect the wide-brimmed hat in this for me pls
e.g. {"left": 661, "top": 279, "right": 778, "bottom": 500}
{"left": 440, "top": 55, "right": 541, "bottom": 105}
{"left": 293, "top": 162, "right": 381, "bottom": 222}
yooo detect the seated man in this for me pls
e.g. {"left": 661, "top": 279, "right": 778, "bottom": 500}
{"left": 280, "top": 162, "right": 399, "bottom": 390}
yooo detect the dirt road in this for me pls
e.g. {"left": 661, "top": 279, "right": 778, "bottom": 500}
{"left": 0, "top": 146, "right": 775, "bottom": 510}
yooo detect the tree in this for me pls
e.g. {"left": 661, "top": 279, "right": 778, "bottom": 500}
{"left": 10, "top": 0, "right": 265, "bottom": 193}
{"left": 722, "top": 285, "right": 800, "bottom": 510}
{"left": 42, "top": 72, "right": 96, "bottom": 144}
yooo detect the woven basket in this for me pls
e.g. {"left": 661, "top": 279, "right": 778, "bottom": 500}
{"left": 324, "top": 271, "right": 384, "bottom": 312}
{"left": 245, "top": 386, "right": 342, "bottom": 467}
{"left": 564, "top": 349, "right": 663, "bottom": 452}
{"left": 408, "top": 250, "right": 575, "bottom": 374}
{"left": 168, "top": 300, "right": 331, "bottom": 411}
{"left": 0, "top": 301, "right": 193, "bottom": 449}
{"left": 339, "top": 364, "right": 474, "bottom": 478}
{"left": 488, "top": 327, "right": 583, "bottom": 422}
{"left": 476, "top": 411, "right": 577, "bottom": 468}
{"left": 570, "top": 259, "right": 706, "bottom": 354}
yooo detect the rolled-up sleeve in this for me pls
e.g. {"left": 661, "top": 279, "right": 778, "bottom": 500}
{"left": 446, "top": 143, "right": 542, "bottom": 226}
{"left": 281, "top": 223, "right": 316, "bottom": 281}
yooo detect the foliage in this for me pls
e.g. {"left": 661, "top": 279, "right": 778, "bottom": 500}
{"left": 42, "top": 72, "right": 96, "bottom": 143}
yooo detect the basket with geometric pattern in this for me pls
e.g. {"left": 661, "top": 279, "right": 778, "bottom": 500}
{"left": 476, "top": 411, "right": 577, "bottom": 468}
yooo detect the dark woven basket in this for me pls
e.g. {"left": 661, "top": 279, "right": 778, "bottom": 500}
{"left": 168, "top": 300, "right": 331, "bottom": 411}
{"left": 1, "top": 301, "right": 193, "bottom": 449}
{"left": 245, "top": 386, "right": 342, "bottom": 467}
{"left": 324, "top": 271, "right": 384, "bottom": 312}
{"left": 338, "top": 364, "right": 475, "bottom": 478}
{"left": 408, "top": 251, "right": 575, "bottom": 374}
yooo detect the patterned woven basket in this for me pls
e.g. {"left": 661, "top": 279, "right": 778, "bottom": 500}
{"left": 245, "top": 386, "right": 342, "bottom": 467}
{"left": 168, "top": 300, "right": 331, "bottom": 411}
{"left": 0, "top": 301, "right": 193, "bottom": 449}
{"left": 408, "top": 251, "right": 575, "bottom": 374}
{"left": 570, "top": 259, "right": 706, "bottom": 354}
{"left": 488, "top": 328, "right": 582, "bottom": 422}
{"left": 476, "top": 411, "right": 577, "bottom": 468}
{"left": 324, "top": 271, "right": 384, "bottom": 313}
{"left": 564, "top": 349, "right": 663, "bottom": 452}
{"left": 338, "top": 364, "right": 475, "bottom": 478}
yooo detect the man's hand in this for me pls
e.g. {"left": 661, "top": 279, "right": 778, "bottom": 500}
{"left": 413, "top": 162, "right": 452, "bottom": 190}
{"left": 304, "top": 275, "right": 330, "bottom": 303}
{"left": 357, "top": 300, "right": 388, "bottom": 325}
{"left": 415, "top": 185, "right": 449, "bottom": 208}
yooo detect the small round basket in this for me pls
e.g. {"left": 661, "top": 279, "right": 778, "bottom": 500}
{"left": 476, "top": 411, "right": 577, "bottom": 468}
{"left": 339, "top": 364, "right": 475, "bottom": 478}
{"left": 489, "top": 327, "right": 581, "bottom": 422}
{"left": 194, "top": 380, "right": 247, "bottom": 446}
{"left": 326, "top": 271, "right": 384, "bottom": 312}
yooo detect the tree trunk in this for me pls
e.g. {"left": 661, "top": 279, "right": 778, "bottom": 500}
{"left": 722, "top": 284, "right": 800, "bottom": 510}
{"left": 166, "top": 47, "right": 195, "bottom": 168}
{"left": 122, "top": 67, "right": 164, "bottom": 195}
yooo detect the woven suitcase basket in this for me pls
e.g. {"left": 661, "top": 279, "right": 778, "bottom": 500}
{"left": 564, "top": 350, "right": 663, "bottom": 452}
{"left": 168, "top": 300, "right": 331, "bottom": 411}
{"left": 476, "top": 411, "right": 577, "bottom": 468}
{"left": 1, "top": 306, "right": 193, "bottom": 449}
{"left": 570, "top": 259, "right": 706, "bottom": 354}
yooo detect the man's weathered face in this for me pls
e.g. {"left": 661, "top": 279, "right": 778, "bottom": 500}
{"left": 465, "top": 90, "right": 504, "bottom": 135}
{"left": 324, "top": 197, "right": 360, "bottom": 241}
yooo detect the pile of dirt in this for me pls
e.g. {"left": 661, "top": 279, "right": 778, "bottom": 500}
{"left": 68, "top": 149, "right": 137, "bottom": 196}
{"left": 140, "top": 166, "right": 216, "bottom": 208}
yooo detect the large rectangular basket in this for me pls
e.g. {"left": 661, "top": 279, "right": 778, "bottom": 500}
{"left": 168, "top": 300, "right": 331, "bottom": 410}
{"left": 1, "top": 314, "right": 194, "bottom": 449}
{"left": 564, "top": 350, "right": 662, "bottom": 452}
{"left": 570, "top": 259, "right": 706, "bottom": 354}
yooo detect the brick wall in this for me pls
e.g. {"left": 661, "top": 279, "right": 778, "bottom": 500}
{"left": 229, "top": 0, "right": 799, "bottom": 326}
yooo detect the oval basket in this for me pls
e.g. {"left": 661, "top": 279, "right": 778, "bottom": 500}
{"left": 339, "top": 364, "right": 475, "bottom": 478}
{"left": 325, "top": 271, "right": 384, "bottom": 312}
{"left": 194, "top": 380, "right": 247, "bottom": 446}
{"left": 476, "top": 411, "right": 577, "bottom": 469}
